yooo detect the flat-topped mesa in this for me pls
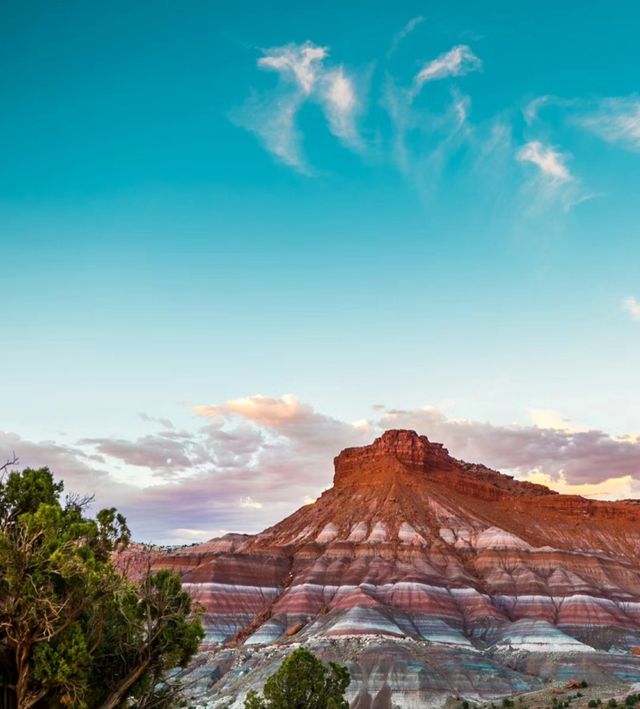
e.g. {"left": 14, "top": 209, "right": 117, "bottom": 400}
{"left": 134, "top": 430, "right": 640, "bottom": 705}
{"left": 332, "top": 429, "right": 558, "bottom": 498}
{"left": 333, "top": 429, "right": 456, "bottom": 488}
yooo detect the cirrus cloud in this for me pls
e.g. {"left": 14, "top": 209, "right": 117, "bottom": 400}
{"left": 412, "top": 44, "right": 481, "bottom": 96}
{"left": 387, "top": 15, "right": 424, "bottom": 58}
{"left": 234, "top": 41, "right": 363, "bottom": 171}
{"left": 578, "top": 96, "right": 640, "bottom": 152}
{"left": 514, "top": 140, "right": 592, "bottom": 212}
{"left": 623, "top": 296, "right": 640, "bottom": 320}
{"left": 258, "top": 42, "right": 328, "bottom": 94}
{"left": 516, "top": 141, "right": 571, "bottom": 183}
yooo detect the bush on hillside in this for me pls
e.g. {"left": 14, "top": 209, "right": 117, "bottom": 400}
{"left": 244, "top": 647, "right": 350, "bottom": 709}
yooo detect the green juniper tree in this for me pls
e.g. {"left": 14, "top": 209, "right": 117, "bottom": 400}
{"left": 244, "top": 647, "right": 350, "bottom": 709}
{"left": 0, "top": 463, "right": 204, "bottom": 708}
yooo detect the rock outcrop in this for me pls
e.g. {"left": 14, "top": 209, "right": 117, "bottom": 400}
{"left": 135, "top": 430, "right": 640, "bottom": 708}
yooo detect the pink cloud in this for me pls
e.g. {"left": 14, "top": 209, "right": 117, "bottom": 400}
{"left": 195, "top": 394, "right": 313, "bottom": 427}
{"left": 378, "top": 406, "right": 640, "bottom": 484}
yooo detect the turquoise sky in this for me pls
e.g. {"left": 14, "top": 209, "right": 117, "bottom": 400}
{"left": 2, "top": 1, "right": 640, "bottom": 540}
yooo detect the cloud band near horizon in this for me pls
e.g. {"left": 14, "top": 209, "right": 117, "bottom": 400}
{"left": 2, "top": 395, "right": 640, "bottom": 545}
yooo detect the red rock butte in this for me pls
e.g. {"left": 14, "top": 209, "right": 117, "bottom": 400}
{"left": 334, "top": 429, "right": 454, "bottom": 480}
{"left": 128, "top": 429, "right": 640, "bottom": 708}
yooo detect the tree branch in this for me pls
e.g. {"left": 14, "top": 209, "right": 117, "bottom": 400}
{"left": 0, "top": 453, "right": 18, "bottom": 475}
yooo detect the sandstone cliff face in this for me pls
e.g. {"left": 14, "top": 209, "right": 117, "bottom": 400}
{"left": 139, "top": 430, "right": 640, "bottom": 708}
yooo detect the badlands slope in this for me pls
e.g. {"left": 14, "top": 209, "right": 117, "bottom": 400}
{"left": 135, "top": 430, "right": 640, "bottom": 708}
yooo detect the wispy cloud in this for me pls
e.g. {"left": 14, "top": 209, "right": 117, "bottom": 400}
{"left": 472, "top": 116, "right": 514, "bottom": 176}
{"left": 382, "top": 73, "right": 474, "bottom": 189}
{"left": 236, "top": 37, "right": 483, "bottom": 177}
{"left": 526, "top": 94, "right": 640, "bottom": 154}
{"left": 524, "top": 95, "right": 552, "bottom": 124}
{"left": 232, "top": 88, "right": 306, "bottom": 170}
{"left": 233, "top": 32, "right": 631, "bottom": 217}
{"left": 234, "top": 41, "right": 362, "bottom": 171}
{"left": 376, "top": 40, "right": 482, "bottom": 193}
{"left": 623, "top": 296, "right": 640, "bottom": 320}
{"left": 516, "top": 141, "right": 571, "bottom": 182}
{"left": 514, "top": 140, "right": 592, "bottom": 212}
{"left": 578, "top": 96, "right": 640, "bottom": 151}
{"left": 413, "top": 45, "right": 481, "bottom": 96}
{"left": 522, "top": 95, "right": 578, "bottom": 125}
{"left": 139, "top": 413, "right": 174, "bottom": 429}
{"left": 236, "top": 35, "right": 483, "bottom": 181}
{"left": 387, "top": 15, "right": 424, "bottom": 57}
{"left": 423, "top": 90, "right": 472, "bottom": 178}
{"left": 258, "top": 42, "right": 327, "bottom": 94}
{"left": 319, "top": 67, "right": 361, "bottom": 147}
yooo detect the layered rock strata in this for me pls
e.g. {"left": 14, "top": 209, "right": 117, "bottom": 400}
{"left": 137, "top": 430, "right": 640, "bottom": 707}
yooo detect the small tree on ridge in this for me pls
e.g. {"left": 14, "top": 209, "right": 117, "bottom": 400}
{"left": 244, "top": 646, "right": 350, "bottom": 709}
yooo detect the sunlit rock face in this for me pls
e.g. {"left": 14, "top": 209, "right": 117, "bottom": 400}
{"left": 138, "top": 430, "right": 640, "bottom": 708}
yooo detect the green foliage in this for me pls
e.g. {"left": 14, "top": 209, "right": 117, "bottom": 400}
{"left": 609, "top": 701, "right": 618, "bottom": 708}
{"left": 244, "top": 647, "right": 350, "bottom": 709}
{"left": 0, "top": 466, "right": 204, "bottom": 708}
{"left": 588, "top": 702, "right": 599, "bottom": 708}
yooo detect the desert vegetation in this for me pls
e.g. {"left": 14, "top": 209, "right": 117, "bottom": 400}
{"left": 244, "top": 646, "right": 350, "bottom": 709}
{"left": 0, "top": 462, "right": 204, "bottom": 708}
{"left": 459, "top": 684, "right": 640, "bottom": 709}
